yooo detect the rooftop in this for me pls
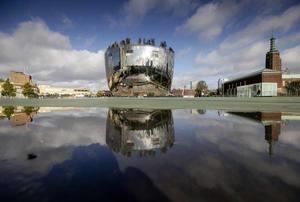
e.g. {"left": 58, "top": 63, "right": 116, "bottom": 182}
{"left": 224, "top": 68, "right": 282, "bottom": 84}
{"left": 282, "top": 73, "right": 300, "bottom": 79}
{"left": 108, "top": 38, "right": 174, "bottom": 52}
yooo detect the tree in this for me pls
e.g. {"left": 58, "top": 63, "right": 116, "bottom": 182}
{"left": 24, "top": 106, "right": 35, "bottom": 115}
{"left": 147, "top": 92, "right": 155, "bottom": 97}
{"left": 286, "top": 81, "right": 300, "bottom": 96}
{"left": 197, "top": 109, "right": 206, "bottom": 114}
{"left": 1, "top": 79, "right": 16, "bottom": 97}
{"left": 195, "top": 80, "right": 208, "bottom": 97}
{"left": 22, "top": 82, "right": 38, "bottom": 98}
{"left": 3, "top": 106, "right": 15, "bottom": 119}
{"left": 96, "top": 91, "right": 104, "bottom": 97}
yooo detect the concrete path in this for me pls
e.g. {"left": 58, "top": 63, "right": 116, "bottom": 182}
{"left": 1, "top": 97, "right": 300, "bottom": 112}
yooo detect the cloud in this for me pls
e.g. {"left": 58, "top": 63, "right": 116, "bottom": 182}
{"left": 0, "top": 108, "right": 108, "bottom": 175}
{"left": 83, "top": 36, "right": 97, "bottom": 49}
{"left": 220, "top": 3, "right": 300, "bottom": 52}
{"left": 282, "top": 45, "right": 300, "bottom": 70}
{"left": 115, "top": 0, "right": 197, "bottom": 25}
{"left": 176, "top": 47, "right": 191, "bottom": 59}
{"left": 190, "top": 3, "right": 300, "bottom": 88}
{"left": 117, "top": 110, "right": 300, "bottom": 201}
{"left": 62, "top": 16, "right": 73, "bottom": 28}
{"left": 195, "top": 41, "right": 267, "bottom": 75}
{"left": 0, "top": 19, "right": 106, "bottom": 90}
{"left": 176, "top": 0, "right": 240, "bottom": 40}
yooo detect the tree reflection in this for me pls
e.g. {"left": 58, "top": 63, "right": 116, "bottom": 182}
{"left": 0, "top": 106, "right": 39, "bottom": 127}
{"left": 2, "top": 106, "right": 15, "bottom": 119}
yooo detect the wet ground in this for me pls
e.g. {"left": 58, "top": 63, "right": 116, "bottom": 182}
{"left": 0, "top": 106, "right": 300, "bottom": 201}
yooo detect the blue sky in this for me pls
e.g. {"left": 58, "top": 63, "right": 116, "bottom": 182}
{"left": 0, "top": 0, "right": 300, "bottom": 90}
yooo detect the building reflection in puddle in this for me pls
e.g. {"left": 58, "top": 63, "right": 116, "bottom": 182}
{"left": 0, "top": 106, "right": 39, "bottom": 127}
{"left": 106, "top": 109, "right": 175, "bottom": 157}
{"left": 0, "top": 107, "right": 299, "bottom": 201}
{"left": 227, "top": 111, "right": 283, "bottom": 155}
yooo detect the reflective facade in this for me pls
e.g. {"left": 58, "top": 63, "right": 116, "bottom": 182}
{"left": 106, "top": 108, "right": 174, "bottom": 156}
{"left": 105, "top": 39, "right": 174, "bottom": 96}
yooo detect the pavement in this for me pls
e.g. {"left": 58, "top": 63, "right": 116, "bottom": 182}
{"left": 1, "top": 97, "right": 300, "bottom": 112}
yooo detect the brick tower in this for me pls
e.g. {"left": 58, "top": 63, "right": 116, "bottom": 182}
{"left": 265, "top": 36, "right": 281, "bottom": 71}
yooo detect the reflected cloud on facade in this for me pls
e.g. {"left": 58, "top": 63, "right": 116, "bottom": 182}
{"left": 106, "top": 108, "right": 175, "bottom": 156}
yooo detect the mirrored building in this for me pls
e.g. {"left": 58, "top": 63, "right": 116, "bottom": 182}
{"left": 105, "top": 38, "right": 174, "bottom": 96}
{"left": 106, "top": 108, "right": 175, "bottom": 157}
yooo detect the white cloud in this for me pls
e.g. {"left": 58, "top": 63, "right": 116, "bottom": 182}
{"left": 83, "top": 36, "right": 97, "bottom": 49}
{"left": 220, "top": 4, "right": 300, "bottom": 52}
{"left": 189, "top": 3, "right": 300, "bottom": 88}
{"left": 282, "top": 45, "right": 300, "bottom": 70}
{"left": 176, "top": 47, "right": 191, "bottom": 59}
{"left": 195, "top": 41, "right": 267, "bottom": 75}
{"left": 0, "top": 108, "right": 108, "bottom": 175}
{"left": 0, "top": 19, "right": 106, "bottom": 90}
{"left": 118, "top": 0, "right": 197, "bottom": 25}
{"left": 176, "top": 0, "right": 240, "bottom": 40}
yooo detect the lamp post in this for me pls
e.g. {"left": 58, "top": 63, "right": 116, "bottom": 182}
{"left": 218, "top": 78, "right": 225, "bottom": 97}
{"left": 222, "top": 79, "right": 225, "bottom": 97}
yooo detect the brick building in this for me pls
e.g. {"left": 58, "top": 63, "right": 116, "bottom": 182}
{"left": 9, "top": 71, "right": 39, "bottom": 97}
{"left": 222, "top": 37, "right": 283, "bottom": 97}
{"left": 171, "top": 88, "right": 195, "bottom": 97}
{"left": 265, "top": 37, "right": 281, "bottom": 71}
{"left": 9, "top": 71, "right": 33, "bottom": 86}
{"left": 221, "top": 37, "right": 300, "bottom": 97}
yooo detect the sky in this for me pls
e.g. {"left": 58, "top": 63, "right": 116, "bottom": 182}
{"left": 0, "top": 0, "right": 300, "bottom": 91}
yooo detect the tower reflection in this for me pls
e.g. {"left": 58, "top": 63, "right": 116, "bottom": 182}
{"left": 229, "top": 112, "right": 281, "bottom": 155}
{"left": 106, "top": 109, "right": 175, "bottom": 157}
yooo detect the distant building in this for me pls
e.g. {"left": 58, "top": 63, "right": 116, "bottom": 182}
{"left": 9, "top": 71, "right": 39, "bottom": 98}
{"left": 282, "top": 73, "right": 300, "bottom": 94}
{"left": 171, "top": 88, "right": 195, "bottom": 97}
{"left": 223, "top": 69, "right": 282, "bottom": 97}
{"left": 221, "top": 37, "right": 300, "bottom": 97}
{"left": 282, "top": 73, "right": 300, "bottom": 85}
{"left": 10, "top": 71, "right": 32, "bottom": 86}
{"left": 38, "top": 85, "right": 92, "bottom": 97}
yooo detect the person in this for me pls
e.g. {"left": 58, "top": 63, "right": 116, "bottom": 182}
{"left": 257, "top": 89, "right": 261, "bottom": 96}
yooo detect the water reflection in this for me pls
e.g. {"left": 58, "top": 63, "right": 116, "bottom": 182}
{"left": 0, "top": 107, "right": 300, "bottom": 201}
{"left": 0, "top": 106, "right": 39, "bottom": 127}
{"left": 228, "top": 112, "right": 281, "bottom": 155}
{"left": 106, "top": 109, "right": 174, "bottom": 156}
